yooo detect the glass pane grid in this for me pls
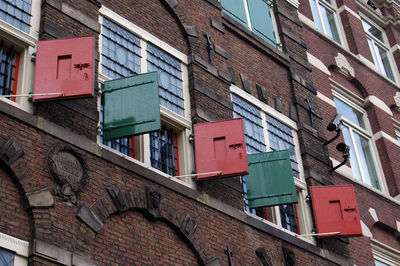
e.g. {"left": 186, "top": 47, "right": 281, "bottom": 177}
{"left": 150, "top": 129, "right": 178, "bottom": 176}
{"left": 266, "top": 115, "right": 299, "bottom": 178}
{"left": 0, "top": 0, "right": 31, "bottom": 33}
{"left": 147, "top": 43, "right": 184, "bottom": 116}
{"left": 0, "top": 247, "right": 14, "bottom": 266}
{"left": 279, "top": 204, "right": 299, "bottom": 233}
{"left": 100, "top": 103, "right": 132, "bottom": 156}
{"left": 0, "top": 42, "right": 17, "bottom": 97}
{"left": 101, "top": 18, "right": 141, "bottom": 79}
{"left": 232, "top": 94, "right": 266, "bottom": 153}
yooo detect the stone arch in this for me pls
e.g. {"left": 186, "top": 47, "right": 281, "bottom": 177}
{"left": 78, "top": 185, "right": 221, "bottom": 265}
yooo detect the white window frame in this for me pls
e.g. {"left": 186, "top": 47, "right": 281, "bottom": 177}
{"left": 0, "top": 232, "right": 29, "bottom": 266}
{"left": 309, "top": 0, "right": 342, "bottom": 44}
{"left": 332, "top": 89, "right": 387, "bottom": 192}
{"left": 361, "top": 16, "right": 398, "bottom": 83}
{"left": 98, "top": 7, "right": 194, "bottom": 188}
{"left": 0, "top": 0, "right": 41, "bottom": 113}
{"left": 371, "top": 239, "right": 400, "bottom": 266}
{"left": 231, "top": 85, "right": 314, "bottom": 243}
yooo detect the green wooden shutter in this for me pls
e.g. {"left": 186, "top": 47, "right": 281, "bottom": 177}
{"left": 247, "top": 0, "right": 277, "bottom": 47}
{"left": 103, "top": 72, "right": 160, "bottom": 140}
{"left": 246, "top": 150, "right": 297, "bottom": 208}
{"left": 221, "top": 0, "right": 249, "bottom": 27}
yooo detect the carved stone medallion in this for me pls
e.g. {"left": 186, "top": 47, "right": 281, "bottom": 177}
{"left": 47, "top": 144, "right": 89, "bottom": 205}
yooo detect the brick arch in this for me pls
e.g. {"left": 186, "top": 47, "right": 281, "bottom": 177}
{"left": 82, "top": 186, "right": 220, "bottom": 265}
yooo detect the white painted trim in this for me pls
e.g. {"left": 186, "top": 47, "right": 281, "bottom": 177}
{"left": 99, "top": 6, "right": 188, "bottom": 64}
{"left": 361, "top": 220, "right": 372, "bottom": 237}
{"left": 368, "top": 207, "right": 379, "bottom": 222}
{"left": 390, "top": 44, "right": 400, "bottom": 53}
{"left": 337, "top": 5, "right": 361, "bottom": 20}
{"left": 331, "top": 157, "right": 400, "bottom": 206}
{"left": 396, "top": 220, "right": 400, "bottom": 232}
{"left": 298, "top": 13, "right": 315, "bottom": 30}
{"left": 286, "top": 0, "right": 300, "bottom": 8}
{"left": 364, "top": 95, "right": 393, "bottom": 116}
{"left": 371, "top": 239, "right": 400, "bottom": 265}
{"left": 307, "top": 52, "right": 331, "bottom": 75}
{"left": 0, "top": 232, "right": 29, "bottom": 257}
{"left": 317, "top": 91, "right": 336, "bottom": 107}
{"left": 373, "top": 131, "right": 400, "bottom": 147}
{"left": 230, "top": 85, "right": 298, "bottom": 130}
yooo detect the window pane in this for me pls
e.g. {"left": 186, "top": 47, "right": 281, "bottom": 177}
{"left": 362, "top": 19, "right": 384, "bottom": 42}
{"left": 353, "top": 131, "right": 380, "bottom": 189}
{"left": 342, "top": 125, "right": 362, "bottom": 180}
{"left": 334, "top": 97, "right": 366, "bottom": 129}
{"left": 0, "top": 248, "right": 14, "bottom": 266}
{"left": 0, "top": 42, "right": 18, "bottom": 97}
{"left": 266, "top": 115, "right": 300, "bottom": 178}
{"left": 310, "top": 0, "right": 323, "bottom": 32}
{"left": 279, "top": 204, "right": 299, "bottom": 233}
{"left": 220, "top": 0, "right": 249, "bottom": 27}
{"left": 319, "top": 4, "right": 340, "bottom": 42}
{"left": 374, "top": 259, "right": 389, "bottom": 266}
{"left": 377, "top": 45, "right": 395, "bottom": 81}
{"left": 0, "top": 0, "right": 31, "bottom": 33}
{"left": 232, "top": 94, "right": 266, "bottom": 154}
{"left": 147, "top": 43, "right": 184, "bottom": 116}
{"left": 101, "top": 18, "right": 141, "bottom": 79}
{"left": 150, "top": 128, "right": 178, "bottom": 176}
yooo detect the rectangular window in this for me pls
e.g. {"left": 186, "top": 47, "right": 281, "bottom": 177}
{"left": 0, "top": 247, "right": 15, "bottom": 266}
{"left": 232, "top": 92, "right": 306, "bottom": 235}
{"left": 334, "top": 96, "right": 381, "bottom": 189}
{"left": 309, "top": 0, "right": 341, "bottom": 43}
{"left": 0, "top": 41, "right": 19, "bottom": 100}
{"left": 0, "top": 0, "right": 32, "bottom": 33}
{"left": 99, "top": 9, "right": 191, "bottom": 183}
{"left": 221, "top": 0, "right": 277, "bottom": 47}
{"left": 362, "top": 18, "right": 395, "bottom": 81}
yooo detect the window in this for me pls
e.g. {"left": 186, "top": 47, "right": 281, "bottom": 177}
{"left": 0, "top": 0, "right": 39, "bottom": 111}
{"left": 0, "top": 232, "right": 29, "bottom": 265}
{"left": 231, "top": 90, "right": 309, "bottom": 235}
{"left": 0, "top": 247, "right": 14, "bottom": 266}
{"left": 220, "top": 0, "right": 277, "bottom": 47}
{"left": 0, "top": 0, "right": 32, "bottom": 33}
{"left": 99, "top": 8, "right": 192, "bottom": 184}
{"left": 362, "top": 18, "right": 396, "bottom": 82}
{"left": 0, "top": 42, "right": 19, "bottom": 99}
{"left": 333, "top": 96, "right": 381, "bottom": 189}
{"left": 309, "top": 0, "right": 341, "bottom": 43}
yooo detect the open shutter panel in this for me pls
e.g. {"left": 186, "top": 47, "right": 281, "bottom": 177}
{"left": 194, "top": 118, "right": 248, "bottom": 180}
{"left": 246, "top": 150, "right": 297, "bottom": 208}
{"left": 310, "top": 185, "right": 362, "bottom": 238}
{"left": 247, "top": 0, "right": 277, "bottom": 47}
{"left": 103, "top": 72, "right": 160, "bottom": 140}
{"left": 33, "top": 36, "right": 95, "bottom": 101}
{"left": 220, "top": 0, "right": 249, "bottom": 27}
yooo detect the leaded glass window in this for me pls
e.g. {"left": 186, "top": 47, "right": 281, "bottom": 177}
{"left": 0, "top": 42, "right": 18, "bottom": 98}
{"left": 232, "top": 94, "right": 266, "bottom": 154}
{"left": 0, "top": 247, "right": 14, "bottom": 266}
{"left": 147, "top": 43, "right": 184, "bottom": 116}
{"left": 266, "top": 115, "right": 300, "bottom": 178}
{"left": 150, "top": 128, "right": 178, "bottom": 176}
{"left": 101, "top": 18, "right": 141, "bottom": 79}
{"left": 279, "top": 204, "right": 299, "bottom": 233}
{"left": 0, "top": 0, "right": 31, "bottom": 33}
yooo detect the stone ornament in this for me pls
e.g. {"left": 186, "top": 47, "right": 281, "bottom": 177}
{"left": 46, "top": 144, "right": 89, "bottom": 205}
{"left": 180, "top": 215, "right": 198, "bottom": 239}
{"left": 146, "top": 187, "right": 162, "bottom": 219}
{"left": 335, "top": 53, "right": 355, "bottom": 79}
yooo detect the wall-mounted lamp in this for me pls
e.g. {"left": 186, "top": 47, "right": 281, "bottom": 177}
{"left": 330, "top": 142, "right": 350, "bottom": 172}
{"left": 188, "top": 133, "right": 194, "bottom": 143}
{"left": 323, "top": 114, "right": 342, "bottom": 146}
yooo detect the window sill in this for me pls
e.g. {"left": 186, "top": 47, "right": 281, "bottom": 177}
{"left": 0, "top": 19, "right": 37, "bottom": 48}
{"left": 331, "top": 157, "right": 400, "bottom": 206}
{"left": 0, "top": 98, "right": 33, "bottom": 114}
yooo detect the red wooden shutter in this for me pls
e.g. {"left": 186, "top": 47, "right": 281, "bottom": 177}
{"left": 33, "top": 36, "right": 95, "bottom": 101}
{"left": 310, "top": 185, "right": 362, "bottom": 237}
{"left": 194, "top": 118, "right": 248, "bottom": 180}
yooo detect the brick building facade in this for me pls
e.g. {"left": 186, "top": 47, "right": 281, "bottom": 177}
{"left": 0, "top": 0, "right": 398, "bottom": 265}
